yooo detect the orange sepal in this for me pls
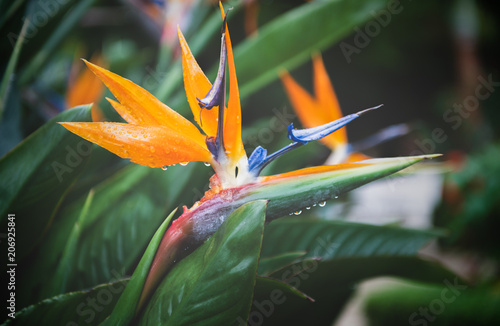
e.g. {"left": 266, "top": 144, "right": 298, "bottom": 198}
{"left": 83, "top": 60, "right": 201, "bottom": 139}
{"left": 220, "top": 3, "right": 245, "bottom": 164}
{"left": 106, "top": 98, "right": 139, "bottom": 124}
{"left": 177, "top": 28, "right": 219, "bottom": 137}
{"left": 59, "top": 122, "right": 212, "bottom": 167}
{"left": 260, "top": 162, "right": 371, "bottom": 183}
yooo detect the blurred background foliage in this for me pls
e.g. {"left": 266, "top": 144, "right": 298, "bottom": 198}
{"left": 1, "top": 0, "right": 500, "bottom": 325}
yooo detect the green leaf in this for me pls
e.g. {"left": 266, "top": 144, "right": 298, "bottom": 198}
{"left": 2, "top": 279, "right": 128, "bottom": 326}
{"left": 0, "top": 106, "right": 92, "bottom": 260}
{"left": 254, "top": 276, "right": 313, "bottom": 303}
{"left": 18, "top": 162, "right": 208, "bottom": 308}
{"left": 234, "top": 0, "right": 391, "bottom": 98}
{"left": 364, "top": 278, "right": 500, "bottom": 326}
{"left": 102, "top": 209, "right": 177, "bottom": 326}
{"left": 258, "top": 251, "right": 307, "bottom": 276}
{"left": 43, "top": 189, "right": 96, "bottom": 298}
{"left": 0, "top": 83, "right": 22, "bottom": 156}
{"left": 19, "top": 0, "right": 98, "bottom": 85}
{"left": 260, "top": 218, "right": 443, "bottom": 262}
{"left": 252, "top": 257, "right": 457, "bottom": 326}
{"left": 18, "top": 165, "right": 152, "bottom": 307}
{"left": 139, "top": 200, "right": 267, "bottom": 326}
{"left": 0, "top": 16, "right": 28, "bottom": 121}
{"left": 0, "top": 0, "right": 26, "bottom": 30}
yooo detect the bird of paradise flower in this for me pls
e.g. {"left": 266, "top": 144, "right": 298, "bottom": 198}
{"left": 60, "top": 3, "right": 437, "bottom": 315}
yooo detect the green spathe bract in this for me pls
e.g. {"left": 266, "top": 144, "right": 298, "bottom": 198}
{"left": 140, "top": 201, "right": 267, "bottom": 326}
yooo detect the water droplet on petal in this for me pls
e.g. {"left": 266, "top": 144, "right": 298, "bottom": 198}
{"left": 294, "top": 210, "right": 302, "bottom": 215}
{"left": 180, "top": 162, "right": 189, "bottom": 166}
{"left": 313, "top": 203, "right": 317, "bottom": 207}
{"left": 204, "top": 162, "right": 211, "bottom": 167}
{"left": 161, "top": 166, "right": 168, "bottom": 171}
{"left": 305, "top": 206, "right": 311, "bottom": 210}
{"left": 319, "top": 201, "right": 326, "bottom": 207}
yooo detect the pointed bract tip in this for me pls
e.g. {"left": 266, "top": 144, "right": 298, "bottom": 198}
{"left": 220, "top": 8, "right": 231, "bottom": 33}
{"left": 356, "top": 104, "right": 383, "bottom": 116}
{"left": 425, "top": 153, "right": 443, "bottom": 159}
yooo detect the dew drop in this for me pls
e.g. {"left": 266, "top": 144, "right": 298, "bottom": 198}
{"left": 150, "top": 146, "right": 155, "bottom": 153}
{"left": 313, "top": 203, "right": 317, "bottom": 207}
{"left": 294, "top": 210, "right": 302, "bottom": 215}
{"left": 180, "top": 162, "right": 189, "bottom": 166}
{"left": 204, "top": 162, "right": 211, "bottom": 167}
{"left": 319, "top": 201, "right": 327, "bottom": 207}
{"left": 289, "top": 212, "right": 293, "bottom": 216}
{"left": 161, "top": 166, "right": 168, "bottom": 171}
{"left": 305, "top": 206, "right": 311, "bottom": 210}
{"left": 334, "top": 195, "right": 339, "bottom": 199}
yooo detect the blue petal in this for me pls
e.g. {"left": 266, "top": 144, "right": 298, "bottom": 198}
{"left": 288, "top": 105, "right": 383, "bottom": 144}
{"left": 248, "top": 146, "right": 267, "bottom": 172}
{"left": 248, "top": 105, "right": 381, "bottom": 177}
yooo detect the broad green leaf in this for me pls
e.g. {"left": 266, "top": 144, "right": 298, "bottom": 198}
{"left": 260, "top": 218, "right": 443, "bottom": 261}
{"left": 0, "top": 106, "right": 92, "bottom": 260}
{"left": 234, "top": 0, "right": 390, "bottom": 98}
{"left": 28, "top": 166, "right": 172, "bottom": 302}
{"left": 2, "top": 280, "right": 128, "bottom": 326}
{"left": 139, "top": 200, "right": 267, "bottom": 326}
{"left": 18, "top": 162, "right": 208, "bottom": 308}
{"left": 102, "top": 209, "right": 176, "bottom": 326}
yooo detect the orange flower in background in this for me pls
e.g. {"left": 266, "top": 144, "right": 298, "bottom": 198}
{"left": 281, "top": 53, "right": 351, "bottom": 163}
{"left": 281, "top": 53, "right": 411, "bottom": 164}
{"left": 66, "top": 54, "right": 106, "bottom": 122}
